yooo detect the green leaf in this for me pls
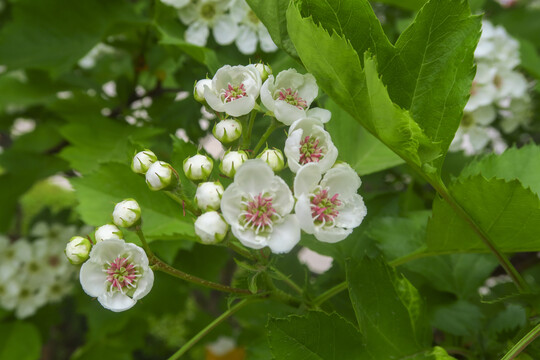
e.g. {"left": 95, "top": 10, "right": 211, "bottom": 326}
{"left": 286, "top": 0, "right": 480, "bottom": 174}
{"left": 325, "top": 98, "right": 404, "bottom": 176}
{"left": 493, "top": 8, "right": 540, "bottom": 48}
{"left": 0, "top": 322, "right": 41, "bottom": 360}
{"left": 267, "top": 311, "right": 368, "bottom": 360}
{"left": 346, "top": 256, "right": 431, "bottom": 359}
{"left": 431, "top": 300, "right": 484, "bottom": 337}
{"left": 71, "top": 162, "right": 195, "bottom": 240}
{"left": 427, "top": 176, "right": 540, "bottom": 253}
{"left": 460, "top": 144, "right": 540, "bottom": 197}
{"left": 372, "top": 0, "right": 428, "bottom": 10}
{"left": 0, "top": 0, "right": 141, "bottom": 74}
{"left": 519, "top": 39, "right": 540, "bottom": 80}
{"left": 247, "top": 0, "right": 298, "bottom": 59}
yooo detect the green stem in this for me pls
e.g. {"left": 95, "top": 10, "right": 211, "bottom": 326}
{"left": 152, "top": 257, "right": 253, "bottom": 295}
{"left": 134, "top": 225, "right": 154, "bottom": 258}
{"left": 242, "top": 110, "right": 258, "bottom": 149}
{"left": 165, "top": 190, "right": 201, "bottom": 217}
{"left": 313, "top": 282, "right": 347, "bottom": 306}
{"left": 270, "top": 266, "right": 303, "bottom": 295}
{"left": 501, "top": 322, "right": 540, "bottom": 360}
{"left": 225, "top": 239, "right": 256, "bottom": 261}
{"left": 252, "top": 119, "right": 281, "bottom": 156}
{"left": 167, "top": 298, "right": 255, "bottom": 360}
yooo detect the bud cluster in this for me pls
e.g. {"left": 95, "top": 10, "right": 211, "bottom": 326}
{"left": 131, "top": 150, "right": 178, "bottom": 191}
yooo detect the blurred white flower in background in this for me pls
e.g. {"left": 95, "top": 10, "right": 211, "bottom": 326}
{"left": 229, "top": 0, "right": 278, "bottom": 54}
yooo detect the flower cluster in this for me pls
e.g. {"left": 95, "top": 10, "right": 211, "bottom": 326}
{"left": 451, "top": 21, "right": 532, "bottom": 155}
{"left": 0, "top": 222, "right": 90, "bottom": 318}
{"left": 138, "top": 63, "right": 367, "bottom": 254}
{"left": 65, "top": 200, "right": 154, "bottom": 312}
{"left": 162, "top": 0, "right": 278, "bottom": 55}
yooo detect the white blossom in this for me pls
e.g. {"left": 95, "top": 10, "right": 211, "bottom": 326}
{"left": 112, "top": 199, "right": 141, "bottom": 228}
{"left": 221, "top": 159, "right": 300, "bottom": 253}
{"left": 95, "top": 224, "right": 123, "bottom": 243}
{"left": 257, "top": 148, "right": 285, "bottom": 172}
{"left": 284, "top": 117, "right": 338, "bottom": 174}
{"left": 213, "top": 119, "right": 242, "bottom": 143}
{"left": 131, "top": 150, "right": 158, "bottom": 174}
{"left": 183, "top": 154, "right": 214, "bottom": 181}
{"left": 160, "top": 0, "right": 190, "bottom": 9}
{"left": 450, "top": 106, "right": 497, "bottom": 155}
{"left": 194, "top": 211, "right": 229, "bottom": 244}
{"left": 195, "top": 181, "right": 224, "bottom": 211}
{"left": 79, "top": 239, "right": 154, "bottom": 312}
{"left": 261, "top": 69, "right": 319, "bottom": 125}
{"left": 194, "top": 79, "right": 212, "bottom": 103}
{"left": 146, "top": 161, "right": 176, "bottom": 191}
{"left": 65, "top": 236, "right": 92, "bottom": 265}
{"left": 294, "top": 163, "right": 367, "bottom": 243}
{"left": 203, "top": 64, "right": 262, "bottom": 116}
{"left": 220, "top": 150, "right": 248, "bottom": 177}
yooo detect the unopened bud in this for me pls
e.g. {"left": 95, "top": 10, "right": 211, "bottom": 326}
{"left": 131, "top": 150, "right": 158, "bottom": 174}
{"left": 220, "top": 150, "right": 248, "bottom": 177}
{"left": 112, "top": 199, "right": 141, "bottom": 228}
{"left": 195, "top": 182, "right": 224, "bottom": 211}
{"left": 146, "top": 161, "right": 177, "bottom": 191}
{"left": 255, "top": 63, "right": 272, "bottom": 82}
{"left": 257, "top": 148, "right": 285, "bottom": 172}
{"left": 94, "top": 224, "right": 123, "bottom": 243}
{"left": 183, "top": 154, "right": 213, "bottom": 181}
{"left": 194, "top": 79, "right": 212, "bottom": 103}
{"left": 213, "top": 119, "right": 242, "bottom": 144}
{"left": 194, "top": 211, "right": 228, "bottom": 244}
{"left": 65, "top": 236, "right": 92, "bottom": 265}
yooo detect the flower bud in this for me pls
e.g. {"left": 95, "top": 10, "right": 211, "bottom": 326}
{"left": 112, "top": 199, "right": 141, "bottom": 228}
{"left": 255, "top": 63, "right": 272, "bottom": 82}
{"left": 131, "top": 150, "right": 158, "bottom": 174}
{"left": 219, "top": 150, "right": 248, "bottom": 177}
{"left": 195, "top": 181, "right": 224, "bottom": 212}
{"left": 183, "top": 154, "right": 213, "bottom": 181}
{"left": 257, "top": 148, "right": 285, "bottom": 172}
{"left": 94, "top": 224, "right": 123, "bottom": 243}
{"left": 146, "top": 161, "right": 177, "bottom": 191}
{"left": 212, "top": 119, "right": 242, "bottom": 144}
{"left": 65, "top": 236, "right": 92, "bottom": 265}
{"left": 194, "top": 79, "right": 212, "bottom": 103}
{"left": 194, "top": 211, "right": 228, "bottom": 244}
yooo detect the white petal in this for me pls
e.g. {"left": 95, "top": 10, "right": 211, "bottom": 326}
{"left": 234, "top": 159, "right": 274, "bottom": 195}
{"left": 335, "top": 194, "right": 367, "bottom": 229}
{"left": 204, "top": 87, "right": 226, "bottom": 113}
{"left": 220, "top": 183, "right": 245, "bottom": 226}
{"left": 314, "top": 227, "right": 352, "bottom": 243}
{"left": 213, "top": 15, "right": 239, "bottom": 45}
{"left": 235, "top": 26, "right": 258, "bottom": 55}
{"left": 295, "top": 195, "right": 316, "bottom": 234}
{"left": 185, "top": 21, "right": 210, "bottom": 47}
{"left": 322, "top": 163, "right": 361, "bottom": 199}
{"left": 267, "top": 215, "right": 301, "bottom": 254}
{"left": 274, "top": 100, "right": 307, "bottom": 125}
{"left": 260, "top": 77, "right": 276, "bottom": 111}
{"left": 466, "top": 126, "right": 491, "bottom": 153}
{"left": 269, "top": 176, "right": 295, "bottom": 215}
{"left": 306, "top": 108, "right": 331, "bottom": 123}
{"left": 231, "top": 224, "right": 268, "bottom": 250}
{"left": 98, "top": 292, "right": 136, "bottom": 312}
{"left": 470, "top": 105, "right": 496, "bottom": 126}
{"left": 133, "top": 268, "right": 154, "bottom": 300}
{"left": 284, "top": 129, "right": 303, "bottom": 173}
{"left": 80, "top": 262, "right": 107, "bottom": 297}
{"left": 296, "top": 73, "right": 318, "bottom": 105}
{"left": 124, "top": 242, "right": 150, "bottom": 267}
{"left": 294, "top": 163, "right": 322, "bottom": 195}
{"left": 223, "top": 96, "right": 255, "bottom": 116}
{"left": 258, "top": 26, "right": 278, "bottom": 52}
{"left": 89, "top": 239, "right": 126, "bottom": 264}
{"left": 178, "top": 4, "right": 198, "bottom": 24}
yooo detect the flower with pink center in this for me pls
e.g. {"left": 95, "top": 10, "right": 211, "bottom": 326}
{"left": 221, "top": 159, "right": 300, "bottom": 253}
{"left": 284, "top": 117, "right": 338, "bottom": 174}
{"left": 203, "top": 64, "right": 261, "bottom": 116}
{"left": 79, "top": 239, "right": 154, "bottom": 312}
{"left": 294, "top": 163, "right": 367, "bottom": 243}
{"left": 261, "top": 68, "right": 330, "bottom": 125}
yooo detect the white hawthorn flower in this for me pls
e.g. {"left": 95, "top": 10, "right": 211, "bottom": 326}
{"left": 112, "top": 199, "right": 141, "bottom": 228}
{"left": 499, "top": 95, "right": 533, "bottom": 134}
{"left": 465, "top": 63, "right": 498, "bottom": 113}
{"left": 95, "top": 224, "right": 123, "bottom": 243}
{"left": 213, "top": 119, "right": 242, "bottom": 143}
{"left": 220, "top": 150, "right": 248, "bottom": 177}
{"left": 203, "top": 64, "right": 262, "bottom": 116}
{"left": 146, "top": 161, "right": 176, "bottom": 191}
{"left": 229, "top": 0, "right": 278, "bottom": 55}
{"left": 194, "top": 211, "right": 229, "bottom": 244}
{"left": 260, "top": 69, "right": 319, "bottom": 125}
{"left": 80, "top": 239, "right": 154, "bottom": 312}
{"left": 194, "top": 78, "right": 212, "bottom": 103}
{"left": 284, "top": 117, "right": 338, "bottom": 174}
{"left": 255, "top": 63, "right": 272, "bottom": 82}
{"left": 179, "top": 0, "right": 238, "bottom": 47}
{"left": 450, "top": 105, "right": 497, "bottom": 155}
{"left": 131, "top": 150, "right": 158, "bottom": 174}
{"left": 257, "top": 148, "right": 285, "bottom": 172}
{"left": 183, "top": 154, "right": 214, "bottom": 181}
{"left": 65, "top": 236, "right": 92, "bottom": 265}
{"left": 475, "top": 21, "right": 520, "bottom": 70}
{"left": 294, "top": 163, "right": 367, "bottom": 243}
{"left": 0, "top": 237, "right": 32, "bottom": 282}
{"left": 195, "top": 181, "right": 224, "bottom": 211}
{"left": 221, "top": 159, "right": 300, "bottom": 253}
{"left": 494, "top": 68, "right": 528, "bottom": 102}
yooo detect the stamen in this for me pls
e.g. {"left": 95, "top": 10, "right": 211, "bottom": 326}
{"left": 105, "top": 256, "right": 140, "bottom": 293}
{"left": 310, "top": 189, "right": 341, "bottom": 227}
{"left": 221, "top": 83, "right": 247, "bottom": 103}
{"left": 299, "top": 135, "right": 325, "bottom": 164}
{"left": 240, "top": 193, "right": 278, "bottom": 234}
{"left": 278, "top": 88, "right": 308, "bottom": 109}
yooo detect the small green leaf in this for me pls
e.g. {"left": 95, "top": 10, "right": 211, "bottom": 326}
{"left": 267, "top": 311, "right": 368, "bottom": 359}
{"left": 0, "top": 322, "right": 41, "bottom": 360}
{"left": 431, "top": 300, "right": 484, "bottom": 337}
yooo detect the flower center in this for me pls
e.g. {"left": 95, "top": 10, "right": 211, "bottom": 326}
{"left": 278, "top": 88, "right": 307, "bottom": 109}
{"left": 310, "top": 189, "right": 341, "bottom": 226}
{"left": 299, "top": 135, "right": 324, "bottom": 164}
{"left": 247, "top": 10, "right": 260, "bottom": 25}
{"left": 222, "top": 83, "right": 247, "bottom": 103}
{"left": 105, "top": 256, "right": 139, "bottom": 293}
{"left": 240, "top": 193, "right": 280, "bottom": 234}
{"left": 200, "top": 3, "right": 216, "bottom": 20}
